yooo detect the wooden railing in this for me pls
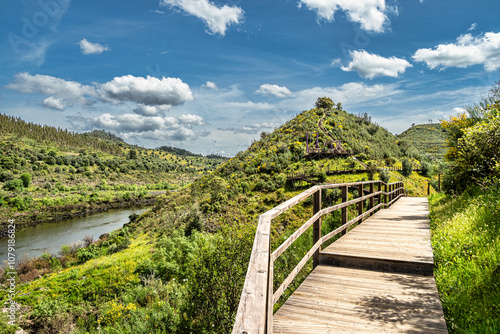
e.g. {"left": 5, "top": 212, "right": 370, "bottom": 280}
{"left": 232, "top": 180, "right": 405, "bottom": 334}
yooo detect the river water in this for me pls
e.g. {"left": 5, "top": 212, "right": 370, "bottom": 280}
{"left": 0, "top": 206, "right": 151, "bottom": 263}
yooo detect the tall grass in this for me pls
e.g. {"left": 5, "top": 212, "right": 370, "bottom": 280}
{"left": 429, "top": 187, "right": 500, "bottom": 333}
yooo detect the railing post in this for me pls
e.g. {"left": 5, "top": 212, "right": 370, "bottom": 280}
{"left": 267, "top": 255, "right": 273, "bottom": 334}
{"left": 369, "top": 182, "right": 374, "bottom": 215}
{"left": 313, "top": 188, "right": 322, "bottom": 268}
{"left": 384, "top": 184, "right": 388, "bottom": 204}
{"left": 377, "top": 181, "right": 382, "bottom": 206}
{"left": 341, "top": 185, "right": 348, "bottom": 235}
{"left": 358, "top": 184, "right": 363, "bottom": 217}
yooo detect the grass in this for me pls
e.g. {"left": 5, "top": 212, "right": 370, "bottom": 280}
{"left": 429, "top": 187, "right": 500, "bottom": 333}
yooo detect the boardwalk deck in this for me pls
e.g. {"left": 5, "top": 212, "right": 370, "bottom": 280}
{"left": 273, "top": 197, "right": 448, "bottom": 333}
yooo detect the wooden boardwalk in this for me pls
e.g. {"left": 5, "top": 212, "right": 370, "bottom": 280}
{"left": 273, "top": 197, "right": 448, "bottom": 333}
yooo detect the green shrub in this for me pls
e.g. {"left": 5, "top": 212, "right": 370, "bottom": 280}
{"left": 401, "top": 158, "right": 413, "bottom": 177}
{"left": 182, "top": 228, "right": 253, "bottom": 333}
{"left": 9, "top": 195, "right": 33, "bottom": 211}
{"left": 3, "top": 179, "right": 24, "bottom": 191}
{"left": 20, "top": 172, "right": 32, "bottom": 188}
{"left": 379, "top": 168, "right": 390, "bottom": 184}
{"left": 420, "top": 162, "right": 432, "bottom": 177}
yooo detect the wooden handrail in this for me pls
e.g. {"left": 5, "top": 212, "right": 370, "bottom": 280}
{"left": 232, "top": 180, "right": 405, "bottom": 334}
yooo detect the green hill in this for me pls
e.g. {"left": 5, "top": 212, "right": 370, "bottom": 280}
{"left": 397, "top": 123, "right": 448, "bottom": 160}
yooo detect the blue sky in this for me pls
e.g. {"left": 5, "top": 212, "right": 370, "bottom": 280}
{"left": 1, "top": 0, "right": 500, "bottom": 156}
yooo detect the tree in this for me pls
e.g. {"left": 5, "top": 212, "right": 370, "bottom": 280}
{"left": 402, "top": 158, "right": 413, "bottom": 177}
{"left": 315, "top": 97, "right": 334, "bottom": 110}
{"left": 128, "top": 149, "right": 138, "bottom": 160}
{"left": 20, "top": 173, "right": 32, "bottom": 188}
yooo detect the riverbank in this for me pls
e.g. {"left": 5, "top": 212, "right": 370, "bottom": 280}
{"left": 0, "top": 191, "right": 165, "bottom": 238}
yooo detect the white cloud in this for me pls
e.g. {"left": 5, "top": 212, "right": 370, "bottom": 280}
{"left": 289, "top": 82, "right": 402, "bottom": 109}
{"left": 90, "top": 111, "right": 205, "bottom": 142}
{"left": 92, "top": 113, "right": 168, "bottom": 132}
{"left": 452, "top": 107, "right": 466, "bottom": 114}
{"left": 133, "top": 104, "right": 169, "bottom": 116}
{"left": 6, "top": 72, "right": 95, "bottom": 103}
{"left": 124, "top": 127, "right": 198, "bottom": 141}
{"left": 42, "top": 97, "right": 66, "bottom": 110}
{"left": 201, "top": 81, "right": 218, "bottom": 90}
{"left": 331, "top": 58, "right": 342, "bottom": 66}
{"left": 160, "top": 0, "right": 244, "bottom": 36}
{"left": 79, "top": 39, "right": 109, "bottom": 55}
{"left": 298, "top": 0, "right": 391, "bottom": 32}
{"left": 256, "top": 84, "right": 293, "bottom": 98}
{"left": 179, "top": 114, "right": 204, "bottom": 125}
{"left": 467, "top": 23, "right": 477, "bottom": 32}
{"left": 97, "top": 75, "right": 194, "bottom": 106}
{"left": 7, "top": 73, "right": 193, "bottom": 111}
{"left": 341, "top": 50, "right": 412, "bottom": 79}
{"left": 224, "top": 101, "right": 275, "bottom": 110}
{"left": 413, "top": 32, "right": 500, "bottom": 71}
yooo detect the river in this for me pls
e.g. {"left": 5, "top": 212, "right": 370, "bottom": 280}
{"left": 0, "top": 206, "right": 151, "bottom": 263}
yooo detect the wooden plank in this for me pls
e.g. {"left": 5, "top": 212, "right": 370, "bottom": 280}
{"left": 273, "top": 265, "right": 448, "bottom": 333}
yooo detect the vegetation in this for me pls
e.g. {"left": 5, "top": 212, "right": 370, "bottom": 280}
{"left": 428, "top": 76, "right": 500, "bottom": 332}
{"left": 430, "top": 188, "right": 500, "bottom": 333}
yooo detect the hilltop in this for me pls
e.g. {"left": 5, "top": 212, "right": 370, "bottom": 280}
{"left": 397, "top": 123, "right": 448, "bottom": 160}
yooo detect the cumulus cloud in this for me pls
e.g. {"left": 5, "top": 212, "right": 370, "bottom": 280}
{"left": 160, "top": 0, "right": 243, "bottom": 36}
{"left": 133, "top": 104, "right": 166, "bottom": 116}
{"left": 341, "top": 50, "right": 412, "bottom": 79}
{"left": 92, "top": 113, "right": 168, "bottom": 132}
{"left": 201, "top": 81, "right": 218, "bottom": 90}
{"left": 298, "top": 0, "right": 391, "bottom": 32}
{"left": 91, "top": 113, "right": 204, "bottom": 141}
{"left": 97, "top": 75, "right": 194, "bottom": 106}
{"left": 89, "top": 112, "right": 205, "bottom": 142}
{"left": 6, "top": 73, "right": 193, "bottom": 111}
{"left": 6, "top": 72, "right": 95, "bottom": 102}
{"left": 179, "top": 114, "right": 204, "bottom": 125}
{"left": 79, "top": 39, "right": 109, "bottom": 55}
{"left": 124, "top": 127, "right": 198, "bottom": 141}
{"left": 256, "top": 84, "right": 292, "bottom": 98}
{"left": 413, "top": 32, "right": 500, "bottom": 71}
{"left": 42, "top": 97, "right": 66, "bottom": 110}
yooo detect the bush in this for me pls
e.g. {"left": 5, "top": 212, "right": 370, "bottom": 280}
{"left": 3, "top": 179, "right": 24, "bottom": 191}
{"left": 420, "top": 162, "right": 432, "bottom": 177}
{"left": 182, "top": 228, "right": 253, "bottom": 333}
{"left": 183, "top": 206, "right": 204, "bottom": 237}
{"left": 0, "top": 171, "right": 14, "bottom": 182}
{"left": 9, "top": 196, "right": 33, "bottom": 211}
{"left": 378, "top": 169, "right": 390, "bottom": 184}
{"left": 20, "top": 173, "right": 32, "bottom": 187}
{"left": 401, "top": 158, "right": 413, "bottom": 177}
